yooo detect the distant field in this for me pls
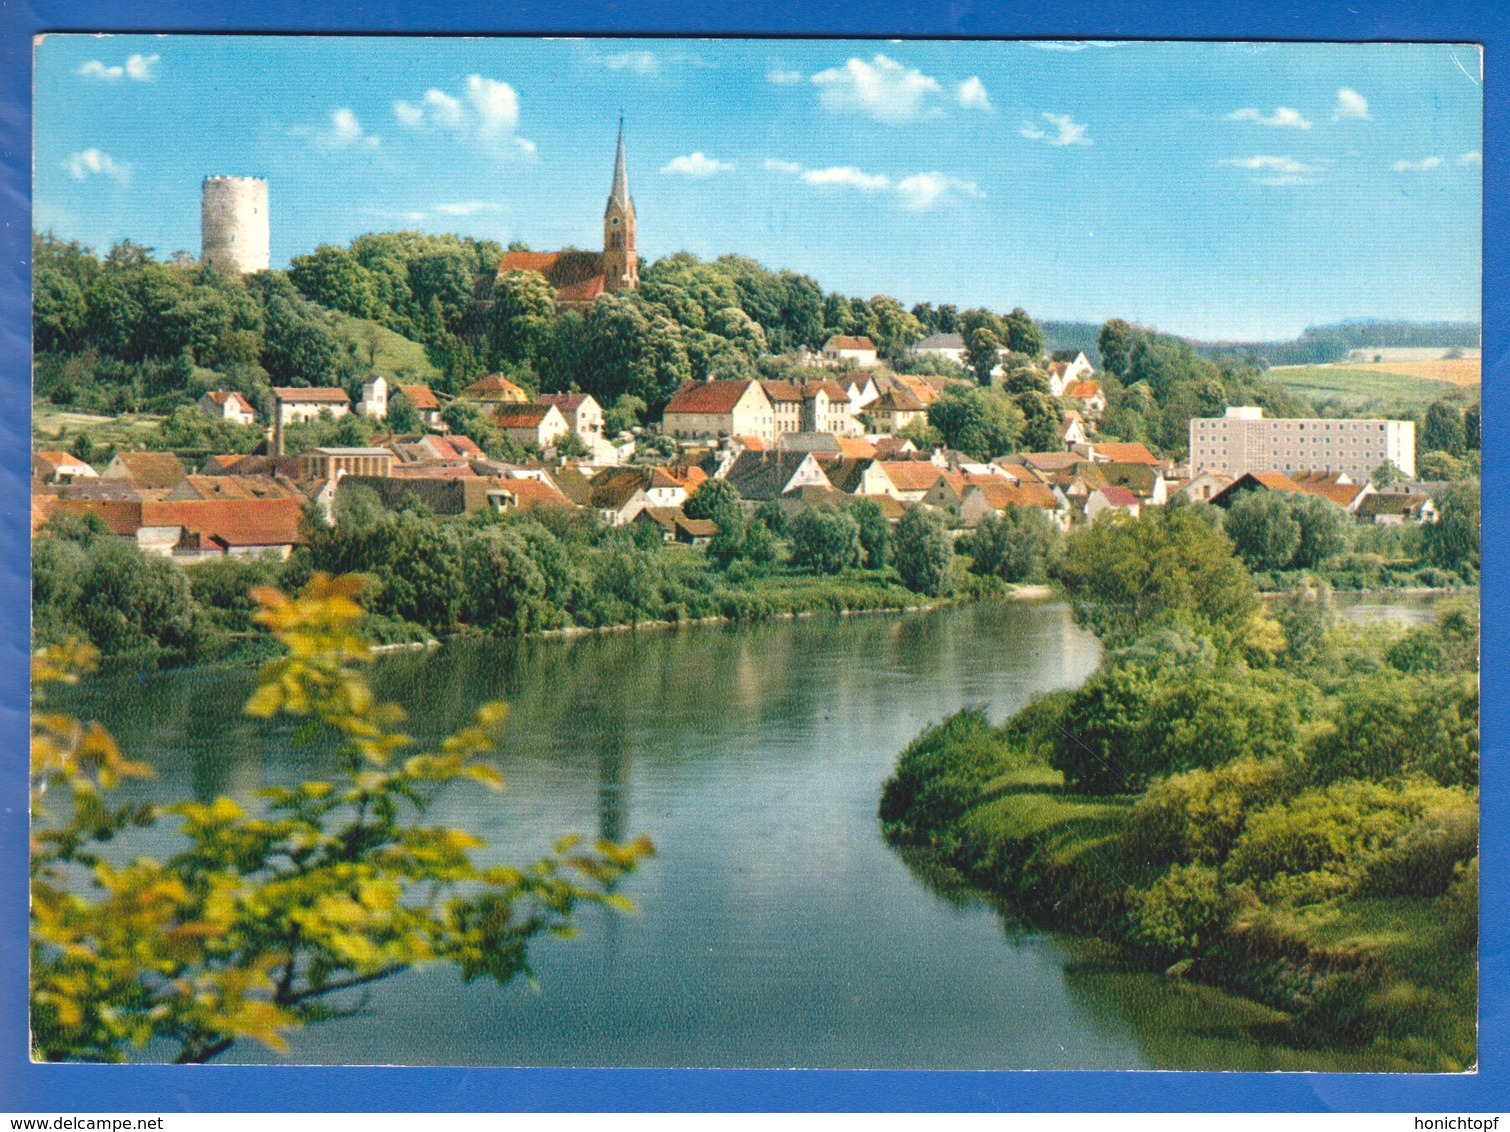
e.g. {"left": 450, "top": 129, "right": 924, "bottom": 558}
{"left": 33, "top": 404, "right": 164, "bottom": 449}
{"left": 1338, "top": 358, "right": 1481, "bottom": 385}
{"left": 1266, "top": 364, "right": 1477, "bottom": 410}
{"left": 328, "top": 312, "right": 441, "bottom": 380}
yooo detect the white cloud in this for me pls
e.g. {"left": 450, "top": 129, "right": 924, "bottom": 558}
{"left": 394, "top": 76, "right": 533, "bottom": 156}
{"left": 1459, "top": 150, "right": 1483, "bottom": 165}
{"left": 1020, "top": 112, "right": 1091, "bottom": 146}
{"left": 767, "top": 158, "right": 981, "bottom": 210}
{"left": 1333, "top": 88, "right": 1371, "bottom": 121}
{"left": 1392, "top": 156, "right": 1444, "bottom": 172}
{"left": 600, "top": 50, "right": 659, "bottom": 76}
{"left": 433, "top": 201, "right": 504, "bottom": 216}
{"left": 125, "top": 53, "right": 159, "bottom": 81}
{"left": 895, "top": 172, "right": 983, "bottom": 210}
{"left": 1225, "top": 106, "right": 1311, "bottom": 129}
{"left": 466, "top": 75, "right": 520, "bottom": 137}
{"left": 294, "top": 107, "right": 380, "bottom": 150}
{"left": 77, "top": 53, "right": 158, "bottom": 81}
{"left": 956, "top": 76, "right": 993, "bottom": 112}
{"left": 810, "top": 54, "right": 943, "bottom": 123}
{"left": 802, "top": 165, "right": 892, "bottom": 192}
{"left": 65, "top": 148, "right": 129, "bottom": 183}
{"left": 767, "top": 69, "right": 805, "bottom": 84}
{"left": 1223, "top": 154, "right": 1325, "bottom": 185}
{"left": 661, "top": 152, "right": 733, "bottom": 178}
{"left": 1029, "top": 40, "right": 1122, "bottom": 51}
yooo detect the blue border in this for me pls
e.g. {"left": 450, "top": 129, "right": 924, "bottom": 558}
{"left": 0, "top": 0, "right": 1503, "bottom": 1113}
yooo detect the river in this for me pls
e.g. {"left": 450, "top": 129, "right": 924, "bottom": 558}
{"left": 51, "top": 592, "right": 1449, "bottom": 1069}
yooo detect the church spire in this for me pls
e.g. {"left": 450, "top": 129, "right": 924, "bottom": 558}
{"left": 602, "top": 114, "right": 638, "bottom": 293}
{"left": 608, "top": 114, "right": 631, "bottom": 213}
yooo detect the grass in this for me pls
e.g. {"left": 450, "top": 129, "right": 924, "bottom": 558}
{"left": 1266, "top": 364, "right": 1478, "bottom": 411}
{"left": 327, "top": 312, "right": 441, "bottom": 380}
{"left": 1341, "top": 358, "right": 1481, "bottom": 386}
{"left": 33, "top": 402, "right": 165, "bottom": 450}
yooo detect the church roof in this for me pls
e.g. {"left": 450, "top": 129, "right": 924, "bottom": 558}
{"left": 496, "top": 250, "right": 607, "bottom": 305}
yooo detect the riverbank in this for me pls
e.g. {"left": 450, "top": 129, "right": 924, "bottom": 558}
{"left": 880, "top": 704, "right": 1477, "bottom": 1072}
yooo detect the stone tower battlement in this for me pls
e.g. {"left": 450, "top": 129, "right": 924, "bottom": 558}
{"left": 200, "top": 176, "right": 269, "bottom": 274}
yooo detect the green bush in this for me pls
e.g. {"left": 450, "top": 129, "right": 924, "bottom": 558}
{"left": 878, "top": 708, "right": 1018, "bottom": 845}
{"left": 1123, "top": 758, "right": 1290, "bottom": 866}
{"left": 1125, "top": 863, "right": 1228, "bottom": 961}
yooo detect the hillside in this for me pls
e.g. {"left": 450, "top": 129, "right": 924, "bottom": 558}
{"left": 327, "top": 312, "right": 442, "bottom": 381}
{"left": 1265, "top": 364, "right": 1478, "bottom": 412}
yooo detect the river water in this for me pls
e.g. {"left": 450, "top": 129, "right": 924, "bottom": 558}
{"left": 52, "top": 592, "right": 1448, "bottom": 1069}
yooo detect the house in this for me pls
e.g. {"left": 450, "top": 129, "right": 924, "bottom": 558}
{"left": 588, "top": 470, "right": 652, "bottom": 526}
{"left": 32, "top": 450, "right": 98, "bottom": 485}
{"left": 1099, "top": 462, "right": 1168, "bottom": 506}
{"left": 460, "top": 374, "right": 532, "bottom": 404}
{"left": 893, "top": 373, "right": 947, "bottom": 406}
{"left": 388, "top": 434, "right": 486, "bottom": 464}
{"left": 908, "top": 332, "right": 967, "bottom": 366}
{"left": 859, "top": 460, "right": 945, "bottom": 502}
{"left": 721, "top": 450, "right": 832, "bottom": 502}
{"left": 663, "top": 380, "right": 775, "bottom": 445}
{"left": 1063, "top": 380, "right": 1106, "bottom": 415}
{"left": 101, "top": 451, "right": 186, "bottom": 493}
{"left": 495, "top": 403, "right": 570, "bottom": 450}
{"left": 632, "top": 506, "right": 718, "bottom": 547}
{"left": 958, "top": 480, "right": 1067, "bottom": 529}
{"left": 397, "top": 384, "right": 444, "bottom": 429}
{"left": 1173, "top": 471, "right": 1234, "bottom": 504}
{"left": 758, "top": 380, "right": 806, "bottom": 437}
{"left": 866, "top": 387, "right": 929, "bottom": 434}
{"left": 838, "top": 373, "right": 881, "bottom": 411}
{"left": 800, "top": 380, "right": 860, "bottom": 435}
{"left": 872, "top": 436, "right": 918, "bottom": 460}
{"left": 821, "top": 335, "right": 880, "bottom": 368}
{"left": 539, "top": 393, "right": 604, "bottom": 441}
{"left": 198, "top": 390, "right": 258, "bottom": 426}
{"left": 270, "top": 386, "right": 352, "bottom": 425}
{"left": 483, "top": 477, "right": 576, "bottom": 515}
{"left": 299, "top": 447, "right": 395, "bottom": 481}
{"left": 356, "top": 375, "right": 389, "bottom": 418}
{"left": 1208, "top": 471, "right": 1306, "bottom": 508}
{"left": 1059, "top": 412, "right": 1087, "bottom": 448}
{"left": 1046, "top": 352, "right": 1095, "bottom": 396}
{"left": 142, "top": 499, "right": 307, "bottom": 561}
{"left": 1086, "top": 485, "right": 1141, "bottom": 522}
{"left": 1355, "top": 491, "right": 1438, "bottom": 525}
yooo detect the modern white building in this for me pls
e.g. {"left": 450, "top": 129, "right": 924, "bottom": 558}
{"left": 1189, "top": 406, "right": 1415, "bottom": 480}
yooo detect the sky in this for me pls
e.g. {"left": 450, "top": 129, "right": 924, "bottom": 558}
{"left": 32, "top": 35, "right": 1483, "bottom": 342}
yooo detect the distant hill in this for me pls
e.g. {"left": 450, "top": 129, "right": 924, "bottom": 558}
{"left": 1039, "top": 321, "right": 1104, "bottom": 367}
{"left": 1192, "top": 320, "right": 1481, "bottom": 367}
{"left": 327, "top": 312, "right": 442, "bottom": 381}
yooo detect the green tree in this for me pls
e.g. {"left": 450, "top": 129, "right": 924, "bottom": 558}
{"left": 1003, "top": 307, "right": 1044, "bottom": 358}
{"left": 960, "top": 310, "right": 1004, "bottom": 385}
{"left": 384, "top": 389, "right": 422, "bottom": 434}
{"left": 684, "top": 477, "right": 744, "bottom": 532}
{"left": 1097, "top": 318, "right": 1140, "bottom": 377}
{"left": 30, "top": 577, "right": 651, "bottom": 1063}
{"left": 489, "top": 270, "right": 558, "bottom": 368}
{"left": 1371, "top": 460, "right": 1407, "bottom": 488}
{"left": 849, "top": 498, "right": 892, "bottom": 570}
{"left": 894, "top": 507, "right": 954, "bottom": 596}
{"left": 1224, "top": 491, "right": 1303, "bottom": 571}
{"left": 1422, "top": 401, "right": 1466, "bottom": 456}
{"left": 971, "top": 506, "right": 1060, "bottom": 583}
{"left": 1464, "top": 403, "right": 1481, "bottom": 450}
{"left": 788, "top": 505, "right": 861, "bottom": 575}
{"left": 1421, "top": 481, "right": 1480, "bottom": 575}
{"left": 1015, "top": 390, "right": 1063, "bottom": 453}
{"left": 289, "top": 245, "right": 379, "bottom": 318}
{"left": 1054, "top": 507, "right": 1267, "bottom": 654}
{"left": 1289, "top": 493, "right": 1350, "bottom": 569}
{"left": 927, "top": 386, "right": 1024, "bottom": 460}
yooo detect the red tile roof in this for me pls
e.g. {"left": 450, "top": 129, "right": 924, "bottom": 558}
{"left": 1091, "top": 441, "right": 1160, "bottom": 465}
{"left": 1066, "top": 380, "right": 1103, "bottom": 399}
{"left": 205, "top": 390, "right": 258, "bottom": 413}
{"left": 836, "top": 436, "right": 878, "bottom": 459}
{"left": 1095, "top": 486, "right": 1140, "bottom": 508}
{"left": 877, "top": 461, "right": 945, "bottom": 492}
{"left": 34, "top": 450, "right": 91, "bottom": 472}
{"left": 494, "top": 404, "right": 556, "bottom": 429}
{"left": 272, "top": 386, "right": 350, "bottom": 403}
{"left": 758, "top": 380, "right": 805, "bottom": 403}
{"left": 397, "top": 384, "right": 441, "bottom": 411}
{"left": 142, "top": 499, "right": 306, "bottom": 548}
{"left": 461, "top": 374, "right": 531, "bottom": 401}
{"left": 540, "top": 392, "right": 596, "bottom": 415}
{"left": 824, "top": 335, "right": 876, "bottom": 352}
{"left": 664, "top": 380, "right": 759, "bottom": 416}
{"left": 106, "top": 452, "right": 186, "bottom": 489}
{"left": 490, "top": 478, "right": 574, "bottom": 511}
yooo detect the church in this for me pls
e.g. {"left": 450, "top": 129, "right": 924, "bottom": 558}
{"left": 495, "top": 119, "right": 639, "bottom": 307}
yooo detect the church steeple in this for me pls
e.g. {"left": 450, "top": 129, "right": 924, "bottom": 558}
{"left": 603, "top": 115, "right": 638, "bottom": 293}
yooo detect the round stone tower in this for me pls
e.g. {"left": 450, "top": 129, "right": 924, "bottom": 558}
{"left": 200, "top": 176, "right": 269, "bottom": 274}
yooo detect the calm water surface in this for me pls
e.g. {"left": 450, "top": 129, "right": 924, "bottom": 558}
{"left": 56, "top": 593, "right": 1453, "bottom": 1069}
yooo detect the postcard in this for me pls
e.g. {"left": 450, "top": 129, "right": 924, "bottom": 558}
{"left": 25, "top": 33, "right": 1481, "bottom": 1080}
